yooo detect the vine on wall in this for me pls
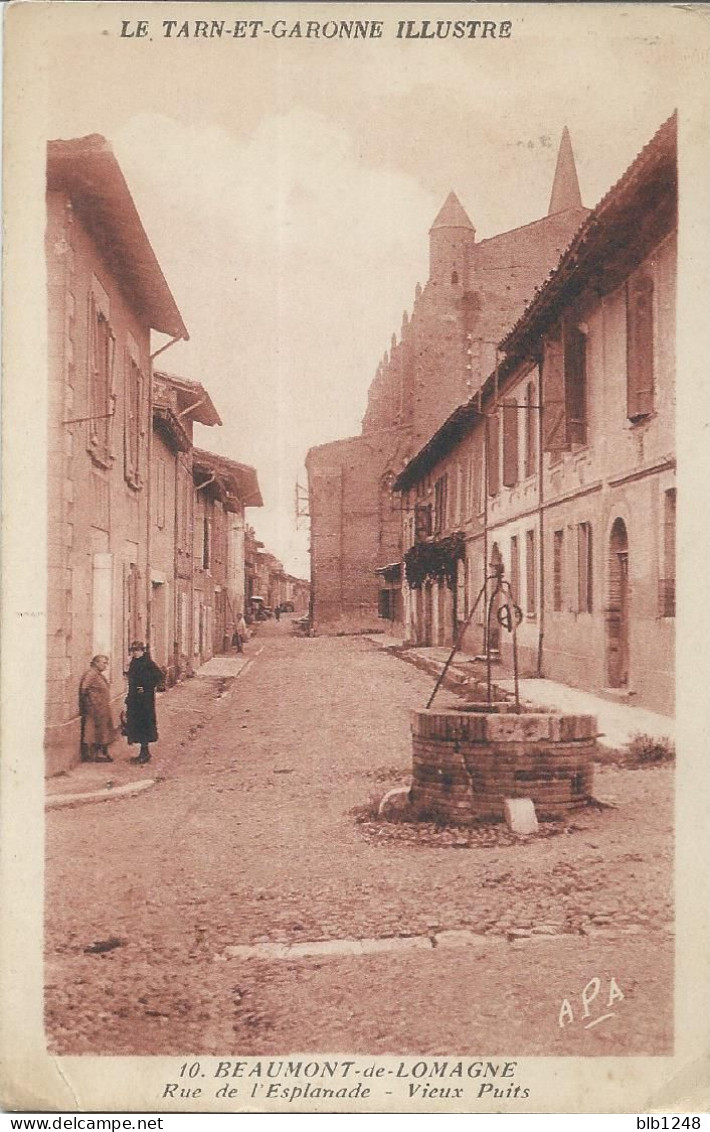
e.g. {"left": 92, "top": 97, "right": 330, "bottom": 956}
{"left": 404, "top": 531, "right": 466, "bottom": 590}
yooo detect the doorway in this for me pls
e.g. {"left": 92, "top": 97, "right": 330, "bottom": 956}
{"left": 607, "top": 518, "right": 629, "bottom": 688}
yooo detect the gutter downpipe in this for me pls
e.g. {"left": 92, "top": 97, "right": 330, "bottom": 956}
{"left": 147, "top": 333, "right": 187, "bottom": 654}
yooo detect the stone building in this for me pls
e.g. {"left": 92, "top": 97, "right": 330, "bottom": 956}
{"left": 192, "top": 448, "right": 262, "bottom": 664}
{"left": 306, "top": 129, "right": 589, "bottom": 633}
{"left": 394, "top": 114, "right": 676, "bottom": 715}
{"left": 45, "top": 135, "right": 188, "bottom": 774}
{"left": 45, "top": 135, "right": 264, "bottom": 773}
{"left": 151, "top": 372, "right": 221, "bottom": 682}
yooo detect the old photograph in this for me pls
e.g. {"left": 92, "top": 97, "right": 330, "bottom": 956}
{"left": 2, "top": 0, "right": 709, "bottom": 1116}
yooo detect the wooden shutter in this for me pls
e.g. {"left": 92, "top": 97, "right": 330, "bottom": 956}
{"left": 487, "top": 413, "right": 500, "bottom": 496}
{"left": 526, "top": 529, "right": 537, "bottom": 615}
{"left": 627, "top": 274, "right": 654, "bottom": 420}
{"left": 414, "top": 502, "right": 430, "bottom": 542}
{"left": 525, "top": 381, "right": 537, "bottom": 477}
{"left": 542, "top": 335, "right": 570, "bottom": 452}
{"left": 502, "top": 400, "right": 519, "bottom": 487}
{"left": 564, "top": 324, "right": 587, "bottom": 444}
{"left": 510, "top": 535, "right": 520, "bottom": 603}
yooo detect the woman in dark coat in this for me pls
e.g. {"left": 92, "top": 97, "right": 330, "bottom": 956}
{"left": 125, "top": 641, "right": 164, "bottom": 765}
{"left": 79, "top": 654, "right": 117, "bottom": 763}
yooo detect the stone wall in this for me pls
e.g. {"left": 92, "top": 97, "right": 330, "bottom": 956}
{"left": 410, "top": 706, "right": 596, "bottom": 823}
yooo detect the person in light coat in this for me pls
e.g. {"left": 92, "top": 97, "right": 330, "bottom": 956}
{"left": 79, "top": 655, "right": 117, "bottom": 763}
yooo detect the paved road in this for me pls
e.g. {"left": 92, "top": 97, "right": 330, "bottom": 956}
{"left": 46, "top": 619, "right": 673, "bottom": 1056}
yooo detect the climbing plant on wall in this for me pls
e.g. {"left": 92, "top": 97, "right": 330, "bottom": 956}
{"left": 404, "top": 531, "right": 466, "bottom": 590}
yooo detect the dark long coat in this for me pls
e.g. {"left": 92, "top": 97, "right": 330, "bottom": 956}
{"left": 125, "top": 654, "right": 163, "bottom": 745}
{"left": 79, "top": 668, "right": 116, "bottom": 748}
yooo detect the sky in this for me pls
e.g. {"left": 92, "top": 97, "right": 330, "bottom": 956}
{"left": 38, "top": 2, "right": 689, "bottom": 577}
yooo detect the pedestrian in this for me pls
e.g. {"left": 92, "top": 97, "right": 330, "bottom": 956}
{"left": 235, "top": 611, "right": 248, "bottom": 653}
{"left": 125, "top": 641, "right": 164, "bottom": 765}
{"left": 79, "top": 655, "right": 117, "bottom": 763}
{"left": 274, "top": 605, "right": 281, "bottom": 621}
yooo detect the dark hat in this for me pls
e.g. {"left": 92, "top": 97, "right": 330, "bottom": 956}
{"left": 129, "top": 640, "right": 146, "bottom": 651}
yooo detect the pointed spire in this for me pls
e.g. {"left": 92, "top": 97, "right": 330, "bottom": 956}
{"left": 430, "top": 190, "right": 475, "bottom": 231}
{"left": 548, "top": 127, "right": 583, "bottom": 215}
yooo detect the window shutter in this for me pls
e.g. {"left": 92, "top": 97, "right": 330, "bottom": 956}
{"left": 525, "top": 381, "right": 537, "bottom": 477}
{"left": 627, "top": 275, "right": 654, "bottom": 420}
{"left": 564, "top": 324, "right": 587, "bottom": 445}
{"left": 502, "top": 400, "right": 519, "bottom": 487}
{"left": 487, "top": 413, "right": 500, "bottom": 496}
{"left": 542, "top": 336, "right": 570, "bottom": 452}
{"left": 415, "top": 502, "right": 429, "bottom": 542}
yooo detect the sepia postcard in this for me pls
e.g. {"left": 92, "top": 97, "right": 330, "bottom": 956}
{"left": 1, "top": 0, "right": 709, "bottom": 1117}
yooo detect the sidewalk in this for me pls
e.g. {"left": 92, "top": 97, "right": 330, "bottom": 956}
{"left": 366, "top": 636, "right": 674, "bottom": 750}
{"left": 45, "top": 646, "right": 254, "bottom": 806}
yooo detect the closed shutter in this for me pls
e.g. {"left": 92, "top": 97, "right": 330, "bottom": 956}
{"left": 542, "top": 335, "right": 570, "bottom": 452}
{"left": 627, "top": 274, "right": 654, "bottom": 420}
{"left": 510, "top": 535, "right": 520, "bottom": 603}
{"left": 564, "top": 323, "right": 587, "bottom": 444}
{"left": 414, "top": 502, "right": 431, "bottom": 541}
{"left": 502, "top": 400, "right": 519, "bottom": 487}
{"left": 487, "top": 413, "right": 500, "bottom": 496}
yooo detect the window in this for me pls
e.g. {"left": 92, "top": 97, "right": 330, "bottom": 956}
{"left": 414, "top": 502, "right": 432, "bottom": 542}
{"left": 577, "top": 522, "right": 593, "bottom": 613}
{"left": 123, "top": 562, "right": 141, "bottom": 659}
{"left": 510, "top": 535, "right": 520, "bottom": 604}
{"left": 155, "top": 459, "right": 166, "bottom": 529}
{"left": 456, "top": 463, "right": 464, "bottom": 524}
{"left": 565, "top": 324, "right": 587, "bottom": 445}
{"left": 456, "top": 558, "right": 467, "bottom": 622}
{"left": 378, "top": 589, "right": 392, "bottom": 619}
{"left": 487, "top": 413, "right": 500, "bottom": 496}
{"left": 202, "top": 515, "right": 211, "bottom": 570}
{"left": 627, "top": 273, "right": 654, "bottom": 421}
{"left": 467, "top": 454, "right": 475, "bottom": 517}
{"left": 87, "top": 290, "right": 115, "bottom": 466}
{"left": 502, "top": 399, "right": 519, "bottom": 487}
{"left": 542, "top": 321, "right": 588, "bottom": 453}
{"left": 434, "top": 474, "right": 448, "bottom": 534}
{"left": 526, "top": 529, "right": 537, "bottom": 617}
{"left": 553, "top": 529, "right": 564, "bottom": 612}
{"left": 124, "top": 354, "right": 144, "bottom": 487}
{"left": 525, "top": 381, "right": 537, "bottom": 477}
{"left": 660, "top": 488, "right": 676, "bottom": 617}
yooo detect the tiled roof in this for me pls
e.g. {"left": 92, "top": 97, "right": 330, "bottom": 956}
{"left": 430, "top": 191, "right": 475, "bottom": 231}
{"left": 154, "top": 371, "right": 222, "bottom": 426}
{"left": 193, "top": 447, "right": 263, "bottom": 508}
{"left": 47, "top": 135, "right": 187, "bottom": 340}
{"left": 394, "top": 113, "right": 677, "bottom": 493}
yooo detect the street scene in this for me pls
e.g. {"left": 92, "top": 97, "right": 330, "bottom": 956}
{"left": 46, "top": 617, "right": 673, "bottom": 1057}
{"left": 10, "top": 3, "right": 700, "bottom": 1113}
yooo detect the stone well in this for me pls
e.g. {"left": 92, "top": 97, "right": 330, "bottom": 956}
{"left": 410, "top": 704, "right": 596, "bottom": 823}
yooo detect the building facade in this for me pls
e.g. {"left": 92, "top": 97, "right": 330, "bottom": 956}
{"left": 307, "top": 129, "right": 589, "bottom": 633}
{"left": 192, "top": 448, "right": 263, "bottom": 664}
{"left": 45, "top": 135, "right": 188, "bottom": 775}
{"left": 151, "top": 372, "right": 221, "bottom": 683}
{"left": 45, "top": 136, "right": 264, "bottom": 774}
{"left": 395, "top": 114, "right": 676, "bottom": 715}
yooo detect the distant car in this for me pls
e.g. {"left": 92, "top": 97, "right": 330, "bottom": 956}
{"left": 280, "top": 601, "right": 295, "bottom": 613}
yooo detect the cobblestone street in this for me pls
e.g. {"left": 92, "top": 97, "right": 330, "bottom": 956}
{"left": 46, "top": 620, "right": 673, "bottom": 1057}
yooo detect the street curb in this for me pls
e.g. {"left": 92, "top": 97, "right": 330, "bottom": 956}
{"left": 46, "top": 778, "right": 157, "bottom": 810}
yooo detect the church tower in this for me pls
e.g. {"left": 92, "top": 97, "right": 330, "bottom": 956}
{"left": 548, "top": 126, "right": 583, "bottom": 214}
{"left": 429, "top": 191, "right": 476, "bottom": 287}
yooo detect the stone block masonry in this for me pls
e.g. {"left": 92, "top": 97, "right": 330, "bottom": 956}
{"left": 410, "top": 706, "right": 595, "bottom": 823}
